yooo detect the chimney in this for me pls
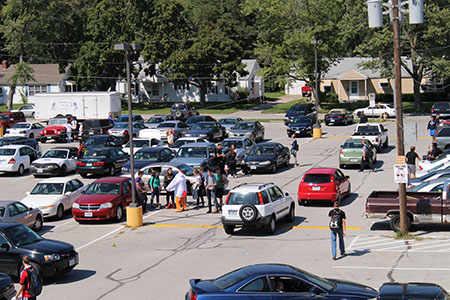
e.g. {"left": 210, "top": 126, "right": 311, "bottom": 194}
{"left": 2, "top": 60, "right": 7, "bottom": 70}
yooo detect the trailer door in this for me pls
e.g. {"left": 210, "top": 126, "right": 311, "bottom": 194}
{"left": 83, "top": 96, "right": 99, "bottom": 118}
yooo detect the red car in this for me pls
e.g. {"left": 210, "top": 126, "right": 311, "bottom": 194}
{"left": 72, "top": 177, "right": 132, "bottom": 222}
{"left": 0, "top": 111, "right": 26, "bottom": 129}
{"left": 40, "top": 117, "right": 68, "bottom": 143}
{"left": 297, "top": 167, "right": 351, "bottom": 205}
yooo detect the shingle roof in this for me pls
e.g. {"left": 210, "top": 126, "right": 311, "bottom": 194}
{"left": 0, "top": 64, "right": 66, "bottom": 85}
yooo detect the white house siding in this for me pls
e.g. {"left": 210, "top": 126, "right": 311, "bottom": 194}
{"left": 285, "top": 80, "right": 308, "bottom": 95}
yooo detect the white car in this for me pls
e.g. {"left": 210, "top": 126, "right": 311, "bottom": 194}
{"left": 409, "top": 179, "right": 446, "bottom": 193}
{"left": 170, "top": 137, "right": 206, "bottom": 153}
{"left": 122, "top": 138, "right": 161, "bottom": 155}
{"left": 354, "top": 103, "right": 396, "bottom": 118}
{"left": 4, "top": 122, "right": 44, "bottom": 139}
{"left": 416, "top": 154, "right": 450, "bottom": 177}
{"left": 21, "top": 178, "right": 87, "bottom": 219}
{"left": 11, "top": 104, "right": 35, "bottom": 118}
{"left": 30, "top": 147, "right": 78, "bottom": 177}
{"left": 221, "top": 183, "right": 295, "bottom": 235}
{"left": 0, "top": 145, "right": 39, "bottom": 175}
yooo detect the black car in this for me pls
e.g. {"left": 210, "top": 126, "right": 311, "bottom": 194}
{"left": 0, "top": 223, "right": 78, "bottom": 278}
{"left": 0, "top": 273, "right": 14, "bottom": 300}
{"left": 84, "top": 135, "right": 124, "bottom": 149}
{"left": 287, "top": 115, "right": 315, "bottom": 137}
{"left": 432, "top": 102, "right": 450, "bottom": 118}
{"left": 121, "top": 147, "right": 175, "bottom": 173}
{"left": 378, "top": 282, "right": 450, "bottom": 299}
{"left": 186, "top": 115, "right": 216, "bottom": 126}
{"left": 171, "top": 103, "right": 199, "bottom": 120}
{"left": 284, "top": 103, "right": 315, "bottom": 126}
{"left": 324, "top": 109, "right": 354, "bottom": 126}
{"left": 76, "top": 147, "right": 129, "bottom": 177}
{"left": 241, "top": 142, "right": 290, "bottom": 174}
{"left": 0, "top": 137, "right": 41, "bottom": 153}
{"left": 80, "top": 119, "right": 114, "bottom": 140}
{"left": 186, "top": 264, "right": 378, "bottom": 300}
{"left": 185, "top": 122, "right": 227, "bottom": 142}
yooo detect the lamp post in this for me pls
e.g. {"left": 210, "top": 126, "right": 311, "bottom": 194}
{"left": 311, "top": 40, "right": 321, "bottom": 127}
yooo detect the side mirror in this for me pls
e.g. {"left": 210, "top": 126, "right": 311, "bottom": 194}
{"left": 339, "top": 145, "right": 342, "bottom": 148}
{"left": 345, "top": 175, "right": 350, "bottom": 179}
{"left": 65, "top": 191, "right": 72, "bottom": 196}
{"left": 285, "top": 192, "right": 289, "bottom": 196}
{"left": 0, "top": 243, "right": 10, "bottom": 251}
{"left": 29, "top": 207, "right": 33, "bottom": 211}
{"left": 26, "top": 191, "right": 30, "bottom": 196}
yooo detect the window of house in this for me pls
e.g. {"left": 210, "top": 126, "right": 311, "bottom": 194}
{"left": 151, "top": 84, "right": 159, "bottom": 96}
{"left": 379, "top": 82, "right": 390, "bottom": 89}
{"left": 0, "top": 88, "right": 3, "bottom": 97}
{"left": 324, "top": 86, "right": 332, "bottom": 93}
{"left": 29, "top": 85, "right": 48, "bottom": 96}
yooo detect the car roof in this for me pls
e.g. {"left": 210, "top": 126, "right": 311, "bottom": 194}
{"left": 222, "top": 137, "right": 247, "bottom": 141}
{"left": 136, "top": 147, "right": 164, "bottom": 153}
{"left": 142, "top": 162, "right": 190, "bottom": 168}
{"left": 253, "top": 142, "right": 280, "bottom": 147}
{"left": 237, "top": 120, "right": 256, "bottom": 124}
{"left": 0, "top": 144, "right": 30, "bottom": 149}
{"left": 328, "top": 109, "right": 346, "bottom": 113}
{"left": 118, "top": 114, "right": 140, "bottom": 117}
{"left": 179, "top": 142, "right": 216, "bottom": 148}
{"left": 194, "top": 121, "right": 216, "bottom": 125}
{"left": 219, "top": 117, "right": 241, "bottom": 120}
{"left": 231, "top": 183, "right": 276, "bottom": 193}
{"left": 92, "top": 177, "right": 130, "bottom": 183}
{"left": 87, "top": 147, "right": 116, "bottom": 151}
{"left": 87, "top": 135, "right": 110, "bottom": 139}
{"left": 51, "top": 146, "right": 78, "bottom": 151}
{"left": 37, "top": 177, "right": 75, "bottom": 184}
{"left": 177, "top": 137, "right": 204, "bottom": 141}
{"left": 379, "top": 282, "right": 444, "bottom": 298}
{"left": 0, "top": 222, "right": 22, "bottom": 229}
{"left": 0, "top": 201, "right": 19, "bottom": 206}
{"left": 242, "top": 264, "right": 301, "bottom": 276}
{"left": 305, "top": 167, "right": 338, "bottom": 175}
{"left": 159, "top": 121, "right": 182, "bottom": 125}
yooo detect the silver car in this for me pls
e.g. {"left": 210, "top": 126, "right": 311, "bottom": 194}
{"left": 108, "top": 123, "right": 148, "bottom": 139}
{"left": 155, "top": 121, "right": 190, "bottom": 140}
{"left": 0, "top": 201, "right": 43, "bottom": 231}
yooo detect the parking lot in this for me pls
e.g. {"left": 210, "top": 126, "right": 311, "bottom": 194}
{"left": 3, "top": 114, "right": 450, "bottom": 299}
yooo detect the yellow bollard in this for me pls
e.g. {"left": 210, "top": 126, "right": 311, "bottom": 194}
{"left": 126, "top": 206, "right": 143, "bottom": 227}
{"left": 313, "top": 127, "right": 322, "bottom": 139}
{"left": 0, "top": 125, "right": 3, "bottom": 137}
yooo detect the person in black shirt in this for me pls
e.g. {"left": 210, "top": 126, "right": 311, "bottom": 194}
{"left": 329, "top": 201, "right": 346, "bottom": 260}
{"left": 406, "top": 146, "right": 420, "bottom": 179}
{"left": 427, "top": 115, "right": 438, "bottom": 142}
{"left": 427, "top": 144, "right": 440, "bottom": 161}
{"left": 359, "top": 111, "right": 368, "bottom": 124}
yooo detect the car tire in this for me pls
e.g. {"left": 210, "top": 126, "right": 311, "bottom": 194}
{"left": 346, "top": 183, "right": 351, "bottom": 197}
{"left": 33, "top": 215, "right": 43, "bottom": 232}
{"left": 40, "top": 138, "right": 46, "bottom": 143}
{"left": 271, "top": 164, "right": 276, "bottom": 174}
{"left": 29, "top": 133, "right": 34, "bottom": 139}
{"left": 299, "top": 199, "right": 306, "bottom": 206}
{"left": 390, "top": 214, "right": 411, "bottom": 232}
{"left": 60, "top": 165, "right": 67, "bottom": 176}
{"left": 325, "top": 122, "right": 329, "bottom": 126}
{"left": 115, "top": 205, "right": 124, "bottom": 222}
{"left": 266, "top": 215, "right": 276, "bottom": 234}
{"left": 56, "top": 204, "right": 64, "bottom": 220}
{"left": 175, "top": 111, "right": 182, "bottom": 119}
{"left": 242, "top": 168, "right": 249, "bottom": 174}
{"left": 239, "top": 204, "right": 257, "bottom": 223}
{"left": 286, "top": 205, "right": 295, "bottom": 222}
{"left": 224, "top": 225, "right": 235, "bottom": 235}
{"left": 17, "top": 164, "right": 24, "bottom": 176}
{"left": 109, "top": 166, "right": 115, "bottom": 176}
{"left": 384, "top": 137, "right": 389, "bottom": 148}
{"left": 339, "top": 164, "right": 345, "bottom": 169}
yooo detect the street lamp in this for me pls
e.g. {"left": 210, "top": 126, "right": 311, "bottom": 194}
{"left": 114, "top": 43, "right": 142, "bottom": 226}
{"left": 311, "top": 40, "right": 321, "bottom": 129}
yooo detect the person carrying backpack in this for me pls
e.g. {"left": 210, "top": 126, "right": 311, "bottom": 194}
{"left": 329, "top": 201, "right": 346, "bottom": 261}
{"left": 15, "top": 255, "right": 42, "bottom": 300}
{"left": 291, "top": 136, "right": 299, "bottom": 167}
{"left": 359, "top": 139, "right": 374, "bottom": 172}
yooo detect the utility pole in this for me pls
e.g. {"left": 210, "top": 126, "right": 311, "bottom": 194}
{"left": 311, "top": 40, "right": 321, "bottom": 127}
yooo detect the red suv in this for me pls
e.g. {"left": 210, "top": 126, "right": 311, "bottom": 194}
{"left": 40, "top": 117, "right": 68, "bottom": 143}
{"left": 72, "top": 177, "right": 132, "bottom": 222}
{"left": 297, "top": 168, "right": 351, "bottom": 205}
{"left": 0, "top": 112, "right": 26, "bottom": 129}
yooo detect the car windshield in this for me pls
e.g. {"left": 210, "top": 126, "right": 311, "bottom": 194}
{"left": 11, "top": 123, "right": 30, "bottom": 129}
{"left": 113, "top": 124, "right": 128, "bottom": 129}
{"left": 126, "top": 140, "right": 150, "bottom": 148}
{"left": 117, "top": 116, "right": 129, "bottom": 123}
{"left": 84, "top": 137, "right": 107, "bottom": 146}
{"left": 186, "top": 117, "right": 202, "bottom": 124}
{"left": 248, "top": 146, "right": 275, "bottom": 156}
{"left": 292, "top": 116, "right": 312, "bottom": 123}
{"left": 192, "top": 123, "right": 213, "bottom": 130}
{"left": 158, "top": 122, "right": 175, "bottom": 128}
{"left": 411, "top": 181, "right": 431, "bottom": 191}
{"left": 219, "top": 119, "right": 237, "bottom": 125}
{"left": 329, "top": 110, "right": 344, "bottom": 114}
{"left": 31, "top": 183, "right": 64, "bottom": 195}
{"left": 356, "top": 126, "right": 380, "bottom": 134}
{"left": 177, "top": 147, "right": 207, "bottom": 158}
{"left": 84, "top": 150, "right": 108, "bottom": 158}
{"left": 82, "top": 120, "right": 101, "bottom": 128}
{"left": 3, "top": 224, "right": 43, "bottom": 247}
{"left": 85, "top": 182, "right": 121, "bottom": 195}
{"left": 437, "top": 127, "right": 450, "bottom": 137}
{"left": 0, "top": 207, "right": 4, "bottom": 218}
{"left": 221, "top": 140, "right": 244, "bottom": 149}
{"left": 0, "top": 149, "right": 16, "bottom": 156}
{"left": 49, "top": 119, "right": 67, "bottom": 126}
{"left": 42, "top": 150, "right": 68, "bottom": 159}
{"left": 342, "top": 140, "right": 364, "bottom": 149}
{"left": 304, "top": 174, "right": 331, "bottom": 184}
{"left": 288, "top": 106, "right": 307, "bottom": 113}
{"left": 0, "top": 115, "right": 8, "bottom": 121}
{"left": 177, "top": 164, "right": 194, "bottom": 176}
{"left": 172, "top": 104, "right": 186, "bottom": 109}
{"left": 212, "top": 267, "right": 250, "bottom": 290}
{"left": 134, "top": 151, "right": 159, "bottom": 161}
{"left": 147, "top": 117, "right": 164, "bottom": 124}
{"left": 235, "top": 122, "right": 254, "bottom": 130}
{"left": 172, "top": 140, "right": 194, "bottom": 148}
{"left": 227, "top": 192, "right": 258, "bottom": 205}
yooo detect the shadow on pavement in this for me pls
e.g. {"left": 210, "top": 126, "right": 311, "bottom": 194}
{"left": 380, "top": 145, "right": 395, "bottom": 154}
{"left": 230, "top": 216, "right": 306, "bottom": 237}
{"left": 46, "top": 269, "right": 96, "bottom": 285}
{"left": 341, "top": 249, "right": 371, "bottom": 259}
{"left": 340, "top": 193, "right": 358, "bottom": 207}
{"left": 370, "top": 221, "right": 392, "bottom": 231}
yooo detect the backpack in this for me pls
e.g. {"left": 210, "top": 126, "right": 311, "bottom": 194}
{"left": 365, "top": 147, "right": 373, "bottom": 159}
{"left": 329, "top": 213, "right": 340, "bottom": 230}
{"left": 25, "top": 267, "right": 43, "bottom": 297}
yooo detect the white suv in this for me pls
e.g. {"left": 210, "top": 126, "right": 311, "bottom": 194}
{"left": 221, "top": 183, "right": 295, "bottom": 235}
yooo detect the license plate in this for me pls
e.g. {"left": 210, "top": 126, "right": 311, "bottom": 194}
{"left": 250, "top": 166, "right": 257, "bottom": 170}
{"left": 350, "top": 158, "right": 358, "bottom": 162}
{"left": 312, "top": 186, "right": 321, "bottom": 191}
{"left": 228, "top": 210, "right": 237, "bottom": 216}
{"left": 84, "top": 212, "right": 93, "bottom": 217}
{"left": 37, "top": 169, "right": 43, "bottom": 173}
{"left": 330, "top": 119, "right": 335, "bottom": 122}
{"left": 296, "top": 130, "right": 301, "bottom": 133}
{"left": 69, "top": 259, "right": 76, "bottom": 266}
{"left": 86, "top": 163, "right": 92, "bottom": 167}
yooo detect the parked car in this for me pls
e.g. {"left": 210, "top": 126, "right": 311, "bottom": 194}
{"left": 228, "top": 121, "right": 265, "bottom": 142}
{"left": 435, "top": 126, "right": 450, "bottom": 150}
{"left": 72, "top": 177, "right": 132, "bottom": 222}
{"left": 354, "top": 103, "right": 396, "bottom": 118}
{"left": 171, "top": 142, "right": 219, "bottom": 171}
{"left": 0, "top": 112, "right": 26, "bottom": 130}
{"left": 170, "top": 137, "right": 206, "bottom": 153}
{"left": 184, "top": 121, "right": 227, "bottom": 142}
{"left": 416, "top": 159, "right": 450, "bottom": 178}
{"left": 409, "top": 179, "right": 446, "bottom": 192}
{"left": 417, "top": 154, "right": 450, "bottom": 174}
{"left": 0, "top": 137, "right": 41, "bottom": 153}
{"left": 284, "top": 103, "right": 315, "bottom": 126}
{"left": 153, "top": 121, "right": 190, "bottom": 140}
{"left": 115, "top": 114, "right": 144, "bottom": 124}
{"left": 218, "top": 117, "right": 243, "bottom": 132}
{"left": 185, "top": 115, "right": 215, "bottom": 126}
{"left": 241, "top": 142, "right": 290, "bottom": 174}
{"left": 121, "top": 147, "right": 175, "bottom": 173}
{"left": 0, "top": 201, "right": 43, "bottom": 231}
{"left": 339, "top": 138, "right": 377, "bottom": 169}
{"left": 297, "top": 168, "right": 351, "bottom": 205}
{"left": 21, "top": 178, "right": 87, "bottom": 219}
{"left": 170, "top": 103, "right": 199, "bottom": 120}
{"left": 84, "top": 135, "right": 124, "bottom": 149}
{"left": 286, "top": 115, "right": 315, "bottom": 137}
{"left": 0, "top": 223, "right": 78, "bottom": 278}
{"left": 122, "top": 138, "right": 161, "bottom": 155}
{"left": 186, "top": 263, "right": 378, "bottom": 300}
{"left": 79, "top": 119, "right": 114, "bottom": 140}
{"left": 378, "top": 282, "right": 450, "bottom": 300}
{"left": 221, "top": 137, "right": 254, "bottom": 166}
{"left": 324, "top": 109, "right": 353, "bottom": 125}
{"left": 4, "top": 122, "right": 44, "bottom": 139}
{"left": 0, "top": 145, "right": 39, "bottom": 175}
{"left": 0, "top": 273, "right": 15, "bottom": 300}
{"left": 75, "top": 147, "right": 128, "bottom": 177}
{"left": 40, "top": 117, "right": 68, "bottom": 143}
{"left": 11, "top": 104, "right": 35, "bottom": 118}
{"left": 30, "top": 146, "right": 78, "bottom": 177}
{"left": 407, "top": 169, "right": 450, "bottom": 188}
{"left": 352, "top": 123, "right": 388, "bottom": 151}
{"left": 431, "top": 101, "right": 450, "bottom": 118}
{"left": 221, "top": 183, "right": 295, "bottom": 234}
{"left": 108, "top": 123, "right": 148, "bottom": 142}
{"left": 145, "top": 114, "right": 174, "bottom": 129}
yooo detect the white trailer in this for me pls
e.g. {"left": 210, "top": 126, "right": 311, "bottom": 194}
{"left": 32, "top": 92, "right": 121, "bottom": 120}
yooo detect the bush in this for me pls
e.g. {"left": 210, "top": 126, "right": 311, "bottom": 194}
{"left": 374, "top": 92, "right": 448, "bottom": 103}
{"left": 325, "top": 93, "right": 339, "bottom": 103}
{"left": 265, "top": 78, "right": 284, "bottom": 92}
{"left": 231, "top": 87, "right": 249, "bottom": 101}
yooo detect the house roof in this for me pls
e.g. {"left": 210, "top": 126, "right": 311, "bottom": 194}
{"left": 0, "top": 64, "right": 67, "bottom": 85}
{"left": 323, "top": 57, "right": 412, "bottom": 79}
{"left": 240, "top": 59, "right": 259, "bottom": 80}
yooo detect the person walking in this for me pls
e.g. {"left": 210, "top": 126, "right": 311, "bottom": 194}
{"left": 291, "top": 136, "right": 299, "bottom": 167}
{"left": 428, "top": 115, "right": 438, "bottom": 142}
{"left": 216, "top": 144, "right": 226, "bottom": 173}
{"left": 15, "top": 255, "right": 41, "bottom": 300}
{"left": 197, "top": 168, "right": 206, "bottom": 206}
{"left": 149, "top": 170, "right": 161, "bottom": 209}
{"left": 193, "top": 169, "right": 204, "bottom": 207}
{"left": 204, "top": 168, "right": 217, "bottom": 213}
{"left": 215, "top": 168, "right": 226, "bottom": 212}
{"left": 406, "top": 146, "right": 421, "bottom": 179}
{"left": 164, "top": 168, "right": 175, "bottom": 208}
{"left": 359, "top": 139, "right": 374, "bottom": 172}
{"left": 329, "top": 201, "right": 346, "bottom": 260}
{"left": 66, "top": 119, "right": 72, "bottom": 143}
{"left": 166, "top": 170, "right": 188, "bottom": 212}
{"left": 135, "top": 170, "right": 148, "bottom": 213}
{"left": 70, "top": 117, "right": 78, "bottom": 141}
{"left": 359, "top": 111, "right": 368, "bottom": 123}
{"left": 167, "top": 129, "right": 175, "bottom": 147}
{"left": 108, "top": 112, "right": 115, "bottom": 125}
{"left": 226, "top": 145, "right": 237, "bottom": 178}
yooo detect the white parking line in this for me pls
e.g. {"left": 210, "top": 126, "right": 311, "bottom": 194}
{"left": 347, "top": 235, "right": 360, "bottom": 251}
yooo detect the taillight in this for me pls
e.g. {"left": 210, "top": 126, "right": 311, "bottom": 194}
{"left": 366, "top": 204, "right": 370, "bottom": 213}
{"left": 375, "top": 138, "right": 379, "bottom": 143}
{"left": 8, "top": 158, "right": 15, "bottom": 164}
{"left": 339, "top": 150, "right": 343, "bottom": 154}
{"left": 431, "top": 108, "right": 434, "bottom": 113}
{"left": 76, "top": 161, "right": 86, "bottom": 166}
{"left": 338, "top": 115, "right": 343, "bottom": 118}
{"left": 419, "top": 165, "right": 423, "bottom": 171}
{"left": 188, "top": 289, "right": 197, "bottom": 300}
{"left": 124, "top": 130, "right": 128, "bottom": 135}
{"left": 330, "top": 176, "right": 334, "bottom": 183}
{"left": 258, "top": 192, "right": 264, "bottom": 204}
{"left": 93, "top": 162, "right": 105, "bottom": 166}
{"left": 225, "top": 193, "right": 230, "bottom": 204}
{"left": 324, "top": 114, "right": 328, "bottom": 118}
{"left": 107, "top": 130, "right": 111, "bottom": 134}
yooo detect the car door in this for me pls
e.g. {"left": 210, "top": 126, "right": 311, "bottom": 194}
{"left": 273, "top": 186, "right": 290, "bottom": 217}
{"left": 256, "top": 122, "right": 264, "bottom": 140}
{"left": 7, "top": 203, "right": 26, "bottom": 226}
{"left": 121, "top": 180, "right": 132, "bottom": 207}
{"left": 115, "top": 149, "right": 128, "bottom": 168}
{"left": 334, "top": 170, "right": 349, "bottom": 196}
{"left": 236, "top": 276, "right": 271, "bottom": 300}
{"left": 266, "top": 187, "right": 279, "bottom": 217}
{"left": 16, "top": 202, "right": 35, "bottom": 227}
{"left": 18, "top": 147, "right": 31, "bottom": 168}
{"left": 0, "top": 233, "right": 20, "bottom": 276}
{"left": 67, "top": 149, "right": 77, "bottom": 170}
{"left": 268, "top": 276, "right": 324, "bottom": 300}
{"left": 70, "top": 179, "right": 85, "bottom": 202}
{"left": 62, "top": 181, "right": 74, "bottom": 210}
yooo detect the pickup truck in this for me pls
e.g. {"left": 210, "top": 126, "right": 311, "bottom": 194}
{"left": 352, "top": 123, "right": 388, "bottom": 151}
{"left": 365, "top": 182, "right": 450, "bottom": 231}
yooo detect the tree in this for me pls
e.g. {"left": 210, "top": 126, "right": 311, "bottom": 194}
{"left": 6, "top": 62, "right": 35, "bottom": 111}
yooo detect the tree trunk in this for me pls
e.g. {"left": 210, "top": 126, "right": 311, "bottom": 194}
{"left": 199, "top": 79, "right": 207, "bottom": 107}
{"left": 6, "top": 87, "right": 15, "bottom": 111}
{"left": 412, "top": 62, "right": 422, "bottom": 111}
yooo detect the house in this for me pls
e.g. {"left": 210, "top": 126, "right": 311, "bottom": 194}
{"left": 0, "top": 61, "right": 74, "bottom": 104}
{"left": 117, "top": 59, "right": 264, "bottom": 103}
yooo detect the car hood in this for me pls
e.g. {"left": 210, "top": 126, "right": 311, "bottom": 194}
{"left": 229, "top": 129, "right": 252, "bottom": 134}
{"left": 22, "top": 194, "right": 64, "bottom": 208}
{"left": 122, "top": 161, "right": 158, "bottom": 170}
{"left": 32, "top": 158, "right": 65, "bottom": 165}
{"left": 20, "top": 239, "right": 74, "bottom": 254}
{"left": 244, "top": 155, "right": 274, "bottom": 162}
{"left": 76, "top": 194, "right": 119, "bottom": 205}
{"left": 328, "top": 278, "right": 378, "bottom": 297}
{"left": 44, "top": 125, "right": 66, "bottom": 131}
{"left": 6, "top": 128, "right": 29, "bottom": 132}
{"left": 171, "top": 157, "right": 208, "bottom": 166}
{"left": 186, "top": 129, "right": 212, "bottom": 135}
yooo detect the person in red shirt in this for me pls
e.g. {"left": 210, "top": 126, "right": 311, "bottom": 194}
{"left": 15, "top": 255, "right": 37, "bottom": 300}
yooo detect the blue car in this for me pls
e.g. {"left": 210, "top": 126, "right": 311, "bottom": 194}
{"left": 186, "top": 264, "right": 378, "bottom": 300}
{"left": 184, "top": 122, "right": 227, "bottom": 142}
{"left": 241, "top": 142, "right": 290, "bottom": 174}
{"left": 115, "top": 114, "right": 145, "bottom": 125}
{"left": 121, "top": 147, "right": 175, "bottom": 173}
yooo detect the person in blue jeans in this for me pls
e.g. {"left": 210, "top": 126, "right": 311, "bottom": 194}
{"left": 149, "top": 170, "right": 161, "bottom": 209}
{"left": 329, "top": 201, "right": 346, "bottom": 260}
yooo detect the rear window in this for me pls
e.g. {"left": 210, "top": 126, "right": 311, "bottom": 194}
{"left": 227, "top": 192, "right": 258, "bottom": 205}
{"left": 212, "top": 268, "right": 250, "bottom": 290}
{"left": 434, "top": 102, "right": 450, "bottom": 109}
{"left": 303, "top": 174, "right": 331, "bottom": 184}
{"left": 342, "top": 140, "right": 363, "bottom": 149}
{"left": 437, "top": 127, "right": 450, "bottom": 137}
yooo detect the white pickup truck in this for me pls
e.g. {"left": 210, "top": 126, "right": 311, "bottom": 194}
{"left": 352, "top": 123, "right": 388, "bottom": 151}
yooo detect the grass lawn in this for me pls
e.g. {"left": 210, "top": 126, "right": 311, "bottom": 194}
{"left": 262, "top": 99, "right": 309, "bottom": 114}
{"left": 0, "top": 104, "right": 28, "bottom": 112}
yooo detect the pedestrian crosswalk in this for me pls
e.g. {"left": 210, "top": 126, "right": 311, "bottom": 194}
{"left": 348, "top": 235, "right": 450, "bottom": 253}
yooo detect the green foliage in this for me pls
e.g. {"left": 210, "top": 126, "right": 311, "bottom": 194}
{"left": 6, "top": 62, "right": 35, "bottom": 110}
{"left": 232, "top": 87, "right": 249, "bottom": 101}
{"left": 262, "top": 98, "right": 309, "bottom": 114}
